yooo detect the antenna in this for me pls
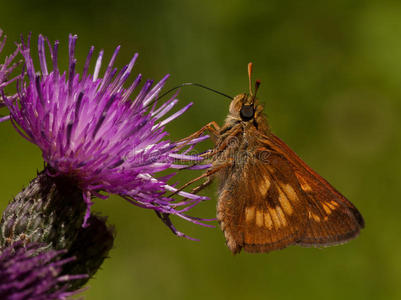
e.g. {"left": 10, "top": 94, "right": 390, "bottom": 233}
{"left": 158, "top": 82, "right": 232, "bottom": 100}
{"left": 248, "top": 62, "right": 253, "bottom": 96}
{"left": 247, "top": 62, "right": 261, "bottom": 103}
{"left": 138, "top": 81, "right": 232, "bottom": 115}
{"left": 254, "top": 80, "right": 261, "bottom": 97}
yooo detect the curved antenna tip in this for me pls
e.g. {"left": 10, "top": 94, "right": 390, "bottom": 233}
{"left": 248, "top": 62, "right": 253, "bottom": 95}
{"left": 255, "top": 80, "right": 261, "bottom": 96}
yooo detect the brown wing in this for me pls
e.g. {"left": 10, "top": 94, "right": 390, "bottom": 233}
{"left": 266, "top": 133, "right": 364, "bottom": 244}
{"left": 217, "top": 132, "right": 364, "bottom": 254}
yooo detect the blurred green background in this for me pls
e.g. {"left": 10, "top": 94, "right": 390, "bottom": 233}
{"left": 1, "top": 0, "right": 401, "bottom": 299}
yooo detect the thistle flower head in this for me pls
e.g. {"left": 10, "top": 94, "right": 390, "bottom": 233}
{"left": 1, "top": 34, "right": 210, "bottom": 236}
{"left": 0, "top": 242, "right": 86, "bottom": 300}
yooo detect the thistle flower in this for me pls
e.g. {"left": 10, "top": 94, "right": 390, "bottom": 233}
{"left": 1, "top": 34, "right": 210, "bottom": 236}
{"left": 0, "top": 29, "right": 20, "bottom": 114}
{"left": 0, "top": 242, "right": 87, "bottom": 300}
{"left": 0, "top": 171, "right": 115, "bottom": 292}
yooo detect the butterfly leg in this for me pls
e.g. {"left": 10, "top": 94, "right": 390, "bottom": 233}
{"left": 190, "top": 124, "right": 243, "bottom": 162}
{"left": 178, "top": 121, "right": 221, "bottom": 144}
{"left": 176, "top": 125, "right": 241, "bottom": 184}
{"left": 168, "top": 160, "right": 232, "bottom": 197}
{"left": 174, "top": 121, "right": 221, "bottom": 160}
{"left": 214, "top": 125, "right": 243, "bottom": 153}
{"left": 191, "top": 176, "right": 213, "bottom": 194}
{"left": 172, "top": 177, "right": 214, "bottom": 205}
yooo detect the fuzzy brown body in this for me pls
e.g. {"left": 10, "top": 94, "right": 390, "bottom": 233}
{"left": 211, "top": 94, "right": 364, "bottom": 254}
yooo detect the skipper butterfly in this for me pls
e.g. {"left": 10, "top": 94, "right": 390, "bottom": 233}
{"left": 179, "top": 63, "right": 364, "bottom": 254}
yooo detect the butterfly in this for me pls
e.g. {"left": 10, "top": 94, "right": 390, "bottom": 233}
{"left": 181, "top": 63, "right": 364, "bottom": 254}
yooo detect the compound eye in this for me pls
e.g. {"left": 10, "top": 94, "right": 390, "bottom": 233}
{"left": 240, "top": 105, "right": 254, "bottom": 121}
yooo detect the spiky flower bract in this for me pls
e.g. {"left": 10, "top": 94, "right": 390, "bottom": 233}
{"left": 0, "top": 169, "right": 116, "bottom": 290}
{"left": 0, "top": 242, "right": 87, "bottom": 300}
{"left": 1, "top": 34, "right": 210, "bottom": 236}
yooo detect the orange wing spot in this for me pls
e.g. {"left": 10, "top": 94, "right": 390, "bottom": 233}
{"left": 283, "top": 183, "right": 298, "bottom": 202}
{"left": 308, "top": 211, "right": 321, "bottom": 222}
{"left": 256, "top": 210, "right": 264, "bottom": 227}
{"left": 264, "top": 212, "right": 273, "bottom": 229}
{"left": 322, "top": 203, "right": 332, "bottom": 215}
{"left": 269, "top": 207, "right": 281, "bottom": 229}
{"left": 258, "top": 177, "right": 271, "bottom": 196}
{"left": 278, "top": 191, "right": 293, "bottom": 215}
{"left": 300, "top": 182, "right": 312, "bottom": 192}
{"left": 276, "top": 207, "right": 287, "bottom": 227}
{"left": 327, "top": 201, "right": 338, "bottom": 209}
{"left": 313, "top": 213, "right": 321, "bottom": 222}
{"left": 245, "top": 206, "right": 255, "bottom": 223}
{"left": 295, "top": 173, "right": 313, "bottom": 192}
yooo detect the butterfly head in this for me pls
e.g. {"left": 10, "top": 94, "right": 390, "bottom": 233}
{"left": 226, "top": 92, "right": 269, "bottom": 134}
{"left": 229, "top": 93, "right": 257, "bottom": 121}
{"left": 227, "top": 63, "right": 269, "bottom": 132}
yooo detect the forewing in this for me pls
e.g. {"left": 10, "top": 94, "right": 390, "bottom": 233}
{"left": 217, "top": 132, "right": 364, "bottom": 254}
{"left": 263, "top": 133, "right": 364, "bottom": 246}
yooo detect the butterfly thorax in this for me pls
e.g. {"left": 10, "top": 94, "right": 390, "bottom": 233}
{"left": 213, "top": 94, "right": 272, "bottom": 187}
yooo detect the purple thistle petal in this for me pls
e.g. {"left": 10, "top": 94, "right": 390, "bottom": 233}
{"left": 143, "top": 74, "right": 170, "bottom": 106}
{"left": 38, "top": 35, "right": 48, "bottom": 76}
{"left": 157, "top": 102, "right": 193, "bottom": 127}
{"left": 0, "top": 115, "right": 10, "bottom": 122}
{"left": 0, "top": 29, "right": 21, "bottom": 101}
{"left": 1, "top": 33, "right": 212, "bottom": 238}
{"left": 93, "top": 49, "right": 103, "bottom": 81}
{"left": 0, "top": 242, "right": 87, "bottom": 300}
{"left": 171, "top": 164, "right": 211, "bottom": 170}
{"left": 175, "top": 134, "right": 210, "bottom": 146}
{"left": 169, "top": 153, "right": 205, "bottom": 161}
